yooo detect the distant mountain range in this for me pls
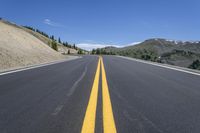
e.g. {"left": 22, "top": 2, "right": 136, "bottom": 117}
{"left": 99, "top": 38, "right": 200, "bottom": 69}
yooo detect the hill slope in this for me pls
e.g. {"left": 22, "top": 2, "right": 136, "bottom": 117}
{"left": 22, "top": 26, "right": 78, "bottom": 54}
{"left": 101, "top": 39, "right": 200, "bottom": 68}
{"left": 0, "top": 20, "right": 66, "bottom": 71}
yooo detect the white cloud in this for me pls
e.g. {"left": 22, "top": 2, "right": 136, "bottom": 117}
{"left": 43, "top": 19, "right": 66, "bottom": 28}
{"left": 123, "top": 42, "right": 141, "bottom": 47}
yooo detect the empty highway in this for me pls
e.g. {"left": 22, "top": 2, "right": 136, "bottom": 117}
{"left": 0, "top": 55, "right": 200, "bottom": 133}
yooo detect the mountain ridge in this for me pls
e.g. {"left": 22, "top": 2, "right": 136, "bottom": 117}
{"left": 96, "top": 38, "right": 200, "bottom": 69}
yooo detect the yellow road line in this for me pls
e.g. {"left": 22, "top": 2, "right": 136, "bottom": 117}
{"left": 100, "top": 57, "right": 117, "bottom": 133}
{"left": 81, "top": 58, "right": 100, "bottom": 133}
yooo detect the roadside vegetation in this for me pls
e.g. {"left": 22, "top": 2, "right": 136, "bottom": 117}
{"left": 23, "top": 25, "right": 88, "bottom": 54}
{"left": 50, "top": 40, "right": 58, "bottom": 51}
{"left": 189, "top": 60, "right": 200, "bottom": 70}
{"left": 23, "top": 26, "right": 80, "bottom": 53}
{"left": 91, "top": 48, "right": 116, "bottom": 55}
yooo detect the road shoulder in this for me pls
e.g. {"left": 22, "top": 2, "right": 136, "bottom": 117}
{"left": 118, "top": 56, "right": 200, "bottom": 76}
{"left": 0, "top": 55, "right": 81, "bottom": 76}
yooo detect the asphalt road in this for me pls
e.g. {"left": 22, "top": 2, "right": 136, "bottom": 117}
{"left": 0, "top": 55, "right": 200, "bottom": 133}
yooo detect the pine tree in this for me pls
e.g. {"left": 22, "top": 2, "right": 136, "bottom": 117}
{"left": 96, "top": 48, "right": 100, "bottom": 55}
{"left": 58, "top": 37, "right": 61, "bottom": 43}
{"left": 91, "top": 49, "right": 96, "bottom": 54}
{"left": 65, "top": 42, "right": 69, "bottom": 47}
{"left": 51, "top": 35, "right": 55, "bottom": 41}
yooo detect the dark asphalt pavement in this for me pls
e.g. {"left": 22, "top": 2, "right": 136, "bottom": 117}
{"left": 0, "top": 55, "right": 200, "bottom": 133}
{"left": 0, "top": 56, "right": 99, "bottom": 133}
{"left": 103, "top": 56, "right": 200, "bottom": 133}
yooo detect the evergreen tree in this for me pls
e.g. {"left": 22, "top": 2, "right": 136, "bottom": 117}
{"left": 65, "top": 42, "right": 69, "bottom": 47}
{"left": 91, "top": 49, "right": 96, "bottom": 54}
{"left": 73, "top": 44, "right": 76, "bottom": 49}
{"left": 51, "top": 35, "right": 55, "bottom": 41}
{"left": 96, "top": 48, "right": 100, "bottom": 55}
{"left": 58, "top": 37, "right": 61, "bottom": 43}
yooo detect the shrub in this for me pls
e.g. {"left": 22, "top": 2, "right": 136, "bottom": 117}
{"left": 68, "top": 49, "right": 70, "bottom": 54}
{"left": 189, "top": 60, "right": 200, "bottom": 70}
{"left": 51, "top": 40, "right": 58, "bottom": 51}
{"left": 78, "top": 49, "right": 83, "bottom": 54}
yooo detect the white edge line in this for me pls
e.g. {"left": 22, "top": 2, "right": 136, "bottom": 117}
{"left": 0, "top": 56, "right": 81, "bottom": 76}
{"left": 118, "top": 56, "right": 200, "bottom": 76}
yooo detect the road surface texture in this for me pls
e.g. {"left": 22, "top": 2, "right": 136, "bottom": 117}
{"left": 0, "top": 55, "right": 200, "bottom": 133}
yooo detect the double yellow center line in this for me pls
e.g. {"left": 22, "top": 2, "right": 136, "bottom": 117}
{"left": 81, "top": 57, "right": 117, "bottom": 133}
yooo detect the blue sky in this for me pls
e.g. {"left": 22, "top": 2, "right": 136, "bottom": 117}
{"left": 1, "top": 0, "right": 200, "bottom": 50}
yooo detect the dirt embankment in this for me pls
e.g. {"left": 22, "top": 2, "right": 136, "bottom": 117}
{"left": 0, "top": 20, "right": 66, "bottom": 71}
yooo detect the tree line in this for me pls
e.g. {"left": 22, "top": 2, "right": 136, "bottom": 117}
{"left": 91, "top": 48, "right": 116, "bottom": 55}
{"left": 23, "top": 26, "right": 78, "bottom": 51}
